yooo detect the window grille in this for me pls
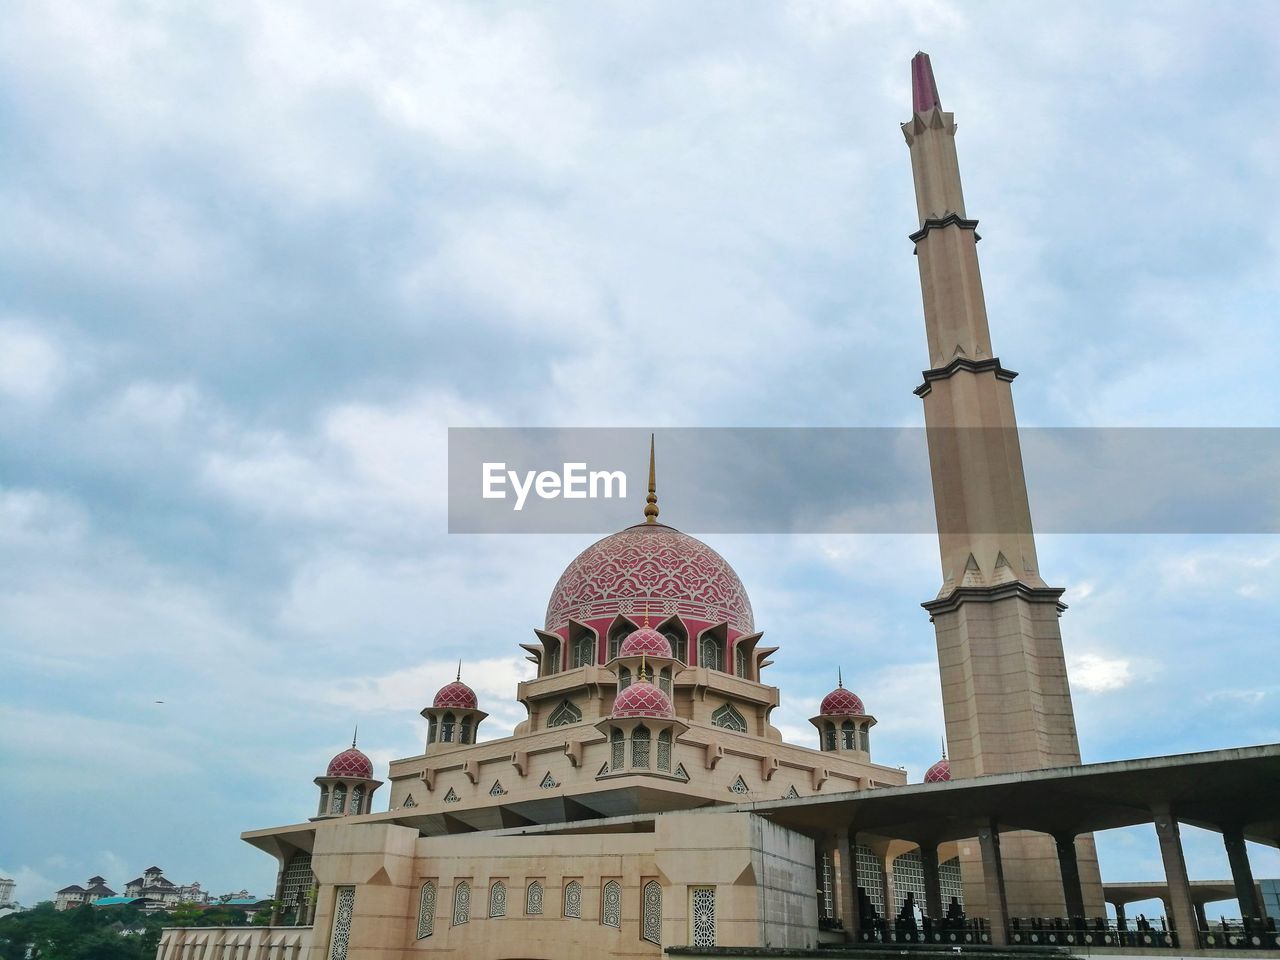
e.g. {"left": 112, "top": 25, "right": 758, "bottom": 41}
{"left": 489, "top": 780, "right": 506, "bottom": 797}
{"left": 631, "top": 725, "right": 650, "bottom": 768}
{"left": 854, "top": 844, "right": 885, "bottom": 918}
{"left": 711, "top": 704, "right": 747, "bottom": 732}
{"left": 611, "top": 729, "right": 624, "bottom": 770}
{"left": 416, "top": 881, "right": 436, "bottom": 939}
{"left": 572, "top": 634, "right": 594, "bottom": 667}
{"left": 842, "top": 721, "right": 855, "bottom": 750}
{"left": 601, "top": 881, "right": 621, "bottom": 928}
{"left": 539, "top": 772, "right": 558, "bottom": 789}
{"left": 329, "top": 886, "right": 355, "bottom": 960}
{"left": 734, "top": 645, "right": 747, "bottom": 678}
{"left": 859, "top": 724, "right": 870, "bottom": 752}
{"left": 443, "top": 787, "right": 460, "bottom": 803}
{"left": 892, "top": 850, "right": 926, "bottom": 915}
{"left": 317, "top": 788, "right": 329, "bottom": 817}
{"left": 690, "top": 886, "right": 716, "bottom": 947}
{"left": 940, "top": 857, "right": 964, "bottom": 910}
{"left": 642, "top": 880, "right": 662, "bottom": 944}
{"left": 525, "top": 881, "right": 544, "bottom": 916}
{"left": 657, "top": 729, "right": 672, "bottom": 772}
{"left": 350, "top": 784, "right": 364, "bottom": 815}
{"left": 548, "top": 700, "right": 581, "bottom": 727}
{"left": 698, "top": 636, "right": 723, "bottom": 671}
{"left": 563, "top": 881, "right": 582, "bottom": 919}
{"left": 729, "top": 775, "right": 749, "bottom": 795}
{"left": 452, "top": 881, "right": 470, "bottom": 926}
{"left": 824, "top": 723, "right": 836, "bottom": 751}
{"left": 330, "top": 784, "right": 346, "bottom": 815}
{"left": 489, "top": 881, "right": 506, "bottom": 918}
{"left": 403, "top": 794, "right": 417, "bottom": 808}
{"left": 783, "top": 785, "right": 799, "bottom": 799}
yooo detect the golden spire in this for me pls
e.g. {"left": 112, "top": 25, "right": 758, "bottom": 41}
{"left": 640, "top": 652, "right": 648, "bottom": 683}
{"left": 643, "top": 433, "right": 659, "bottom": 524}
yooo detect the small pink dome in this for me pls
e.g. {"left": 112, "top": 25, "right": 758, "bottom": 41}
{"left": 924, "top": 758, "right": 951, "bottom": 783}
{"left": 819, "top": 687, "right": 865, "bottom": 716}
{"left": 327, "top": 747, "right": 373, "bottom": 779}
{"left": 612, "top": 680, "right": 674, "bottom": 719}
{"left": 433, "top": 680, "right": 478, "bottom": 710}
{"left": 618, "top": 627, "right": 672, "bottom": 659}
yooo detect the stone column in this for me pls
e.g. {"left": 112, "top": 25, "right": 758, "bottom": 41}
{"left": 1222, "top": 826, "right": 1262, "bottom": 921}
{"left": 1151, "top": 806, "right": 1198, "bottom": 941}
{"left": 1055, "top": 833, "right": 1085, "bottom": 920}
{"left": 977, "top": 821, "right": 1009, "bottom": 946}
{"left": 1113, "top": 900, "right": 1127, "bottom": 930}
{"left": 836, "top": 829, "right": 859, "bottom": 941}
{"left": 920, "top": 843, "right": 944, "bottom": 920}
{"left": 1194, "top": 901, "right": 1209, "bottom": 931}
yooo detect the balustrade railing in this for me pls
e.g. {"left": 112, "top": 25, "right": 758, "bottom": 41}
{"left": 856, "top": 916, "right": 991, "bottom": 945}
{"left": 1199, "top": 918, "right": 1280, "bottom": 950}
{"left": 156, "top": 925, "right": 313, "bottom": 960}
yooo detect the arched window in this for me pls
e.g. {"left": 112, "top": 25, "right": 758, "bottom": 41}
{"left": 698, "top": 635, "right": 723, "bottom": 671}
{"left": 631, "top": 725, "right": 651, "bottom": 768}
{"left": 859, "top": 724, "right": 870, "bottom": 753}
{"left": 452, "top": 881, "right": 470, "bottom": 925}
{"left": 459, "top": 716, "right": 473, "bottom": 744}
{"left": 417, "top": 881, "right": 436, "bottom": 939}
{"left": 642, "top": 880, "right": 662, "bottom": 944}
{"left": 734, "top": 645, "right": 747, "bottom": 678}
{"left": 660, "top": 619, "right": 688, "bottom": 664}
{"left": 441, "top": 712, "right": 456, "bottom": 742}
{"left": 601, "top": 880, "right": 622, "bottom": 928}
{"left": 350, "top": 784, "right": 364, "bottom": 815}
{"left": 690, "top": 886, "right": 716, "bottom": 947}
{"left": 841, "top": 720, "right": 855, "bottom": 750}
{"left": 317, "top": 787, "right": 329, "bottom": 817}
{"left": 610, "top": 728, "right": 624, "bottom": 771}
{"left": 618, "top": 666, "right": 632, "bottom": 691}
{"left": 426, "top": 717, "right": 438, "bottom": 744}
{"left": 488, "top": 881, "right": 506, "bottom": 918}
{"left": 657, "top": 728, "right": 672, "bottom": 772}
{"left": 544, "top": 637, "right": 561, "bottom": 676}
{"left": 823, "top": 722, "right": 836, "bottom": 751}
{"left": 711, "top": 703, "right": 747, "bottom": 733}
{"left": 608, "top": 619, "right": 635, "bottom": 662}
{"left": 525, "top": 880, "right": 544, "bottom": 916}
{"left": 658, "top": 667, "right": 672, "bottom": 697}
{"left": 563, "top": 881, "right": 582, "bottom": 919}
{"left": 548, "top": 700, "right": 582, "bottom": 727}
{"left": 571, "top": 634, "right": 595, "bottom": 668}
{"left": 331, "top": 783, "right": 347, "bottom": 815}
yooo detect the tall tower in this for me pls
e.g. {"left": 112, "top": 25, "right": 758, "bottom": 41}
{"left": 903, "top": 52, "right": 1103, "bottom": 916}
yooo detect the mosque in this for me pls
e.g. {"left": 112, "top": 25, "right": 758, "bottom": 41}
{"left": 157, "top": 54, "right": 1280, "bottom": 960}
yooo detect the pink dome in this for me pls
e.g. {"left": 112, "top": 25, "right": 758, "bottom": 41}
{"left": 545, "top": 524, "right": 753, "bottom": 634}
{"left": 618, "top": 626, "right": 673, "bottom": 659}
{"left": 819, "top": 687, "right": 865, "bottom": 716}
{"left": 433, "top": 680, "right": 478, "bottom": 710}
{"left": 327, "top": 747, "right": 373, "bottom": 779}
{"left": 924, "top": 758, "right": 951, "bottom": 783}
{"left": 612, "top": 680, "right": 674, "bottom": 719}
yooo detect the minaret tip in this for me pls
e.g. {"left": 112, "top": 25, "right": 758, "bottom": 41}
{"left": 643, "top": 433, "right": 659, "bottom": 524}
{"left": 911, "top": 51, "right": 942, "bottom": 114}
{"left": 837, "top": 667, "right": 843, "bottom": 689}
{"left": 456, "top": 659, "right": 462, "bottom": 682}
{"left": 352, "top": 725, "right": 358, "bottom": 749}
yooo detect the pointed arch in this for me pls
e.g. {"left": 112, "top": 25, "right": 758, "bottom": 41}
{"left": 734, "top": 644, "right": 747, "bottom": 678}
{"left": 631, "top": 724, "right": 650, "bottom": 768}
{"left": 349, "top": 784, "right": 364, "bottom": 815}
{"left": 711, "top": 703, "right": 746, "bottom": 733}
{"left": 459, "top": 715, "right": 473, "bottom": 744}
{"left": 697, "top": 624, "right": 727, "bottom": 671}
{"left": 488, "top": 880, "right": 507, "bottom": 918}
{"left": 330, "top": 783, "right": 347, "bottom": 815}
{"left": 525, "top": 880, "right": 544, "bottom": 915}
{"left": 618, "top": 665, "right": 632, "bottom": 690}
{"left": 656, "top": 615, "right": 688, "bottom": 664}
{"left": 569, "top": 622, "right": 597, "bottom": 668}
{"left": 441, "top": 712, "right": 456, "bottom": 742}
{"left": 658, "top": 666, "right": 672, "bottom": 697}
{"left": 601, "top": 880, "right": 622, "bottom": 928}
{"left": 452, "top": 880, "right": 470, "bottom": 925}
{"left": 657, "top": 728, "right": 672, "bottom": 772}
{"left": 841, "top": 720, "right": 855, "bottom": 750}
{"left": 563, "top": 880, "right": 582, "bottom": 918}
{"left": 642, "top": 880, "right": 662, "bottom": 944}
{"left": 823, "top": 722, "right": 836, "bottom": 751}
{"left": 317, "top": 787, "right": 329, "bottom": 817}
{"left": 610, "top": 728, "right": 624, "bottom": 770}
{"left": 859, "top": 723, "right": 870, "bottom": 752}
{"left": 416, "top": 881, "right": 436, "bottom": 939}
{"left": 607, "top": 615, "right": 638, "bottom": 662}
{"left": 426, "top": 716, "right": 438, "bottom": 744}
{"left": 548, "top": 699, "right": 582, "bottom": 727}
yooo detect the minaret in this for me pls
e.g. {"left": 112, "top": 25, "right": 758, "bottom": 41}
{"left": 903, "top": 52, "right": 1102, "bottom": 917}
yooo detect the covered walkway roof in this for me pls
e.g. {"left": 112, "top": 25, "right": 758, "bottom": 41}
{"left": 726, "top": 744, "right": 1280, "bottom": 845}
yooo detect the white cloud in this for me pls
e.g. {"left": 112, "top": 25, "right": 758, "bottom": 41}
{"left": 1069, "top": 653, "right": 1133, "bottom": 693}
{"left": 0, "top": 320, "right": 65, "bottom": 400}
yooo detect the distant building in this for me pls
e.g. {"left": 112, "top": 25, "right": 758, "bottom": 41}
{"left": 54, "top": 876, "right": 116, "bottom": 911}
{"left": 0, "top": 877, "right": 14, "bottom": 907}
{"left": 121, "top": 866, "right": 201, "bottom": 907}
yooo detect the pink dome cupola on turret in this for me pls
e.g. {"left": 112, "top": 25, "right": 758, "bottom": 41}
{"left": 313, "top": 730, "right": 382, "bottom": 821}
{"left": 924, "top": 742, "right": 952, "bottom": 783}
{"left": 612, "top": 676, "right": 674, "bottom": 719}
{"left": 809, "top": 670, "right": 877, "bottom": 760}
{"left": 421, "top": 663, "right": 488, "bottom": 754}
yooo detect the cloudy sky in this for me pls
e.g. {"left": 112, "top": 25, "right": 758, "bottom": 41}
{"left": 2, "top": 0, "right": 1277, "bottom": 914}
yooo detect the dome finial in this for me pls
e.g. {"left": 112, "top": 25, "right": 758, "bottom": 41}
{"left": 456, "top": 659, "right": 462, "bottom": 682}
{"left": 352, "top": 725, "right": 358, "bottom": 749}
{"left": 838, "top": 667, "right": 843, "bottom": 689}
{"left": 640, "top": 652, "right": 648, "bottom": 682}
{"left": 941, "top": 735, "right": 947, "bottom": 760}
{"left": 643, "top": 433, "right": 659, "bottom": 523}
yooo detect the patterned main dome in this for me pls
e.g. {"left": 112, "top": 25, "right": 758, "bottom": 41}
{"left": 612, "top": 680, "right": 674, "bottom": 719}
{"left": 546, "top": 523, "right": 754, "bottom": 633}
{"left": 819, "top": 687, "right": 866, "bottom": 716}
{"left": 924, "top": 758, "right": 951, "bottom": 783}
{"left": 617, "top": 626, "right": 673, "bottom": 659}
{"left": 327, "top": 747, "right": 373, "bottom": 779}
{"left": 433, "top": 680, "right": 478, "bottom": 710}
